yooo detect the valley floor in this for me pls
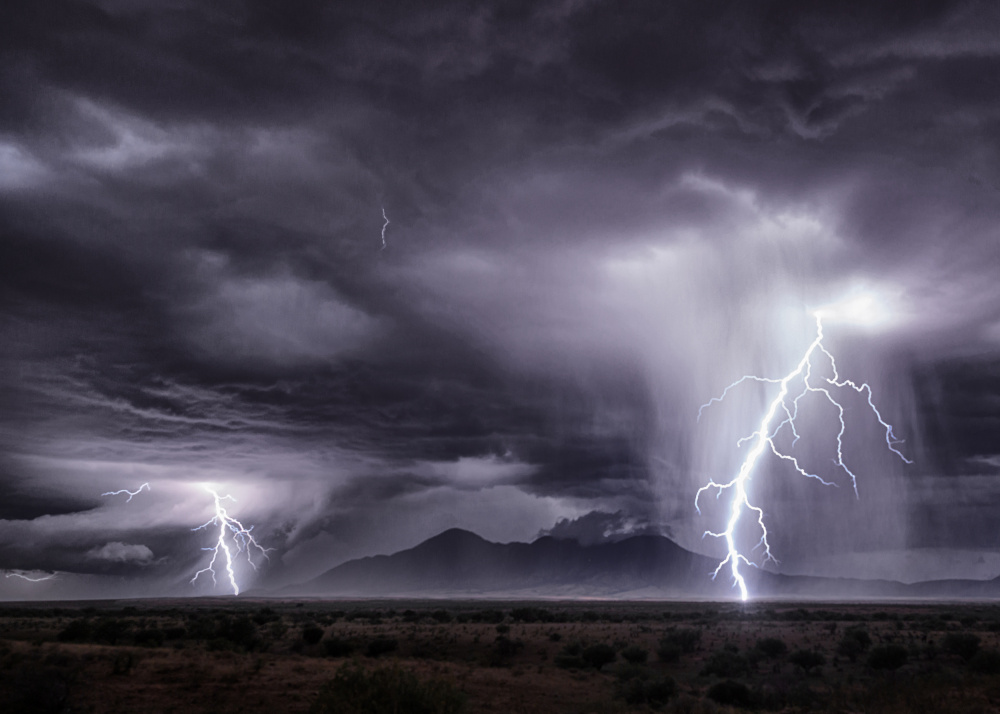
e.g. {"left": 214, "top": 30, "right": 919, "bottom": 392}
{"left": 2, "top": 599, "right": 1000, "bottom": 713}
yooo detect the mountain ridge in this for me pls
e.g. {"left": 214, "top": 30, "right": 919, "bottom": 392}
{"left": 277, "top": 528, "right": 1000, "bottom": 600}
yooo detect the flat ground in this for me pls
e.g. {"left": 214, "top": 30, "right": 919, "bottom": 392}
{"left": 3, "top": 598, "right": 1000, "bottom": 713}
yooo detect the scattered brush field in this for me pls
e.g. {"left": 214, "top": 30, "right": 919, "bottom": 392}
{"left": 3, "top": 598, "right": 1000, "bottom": 713}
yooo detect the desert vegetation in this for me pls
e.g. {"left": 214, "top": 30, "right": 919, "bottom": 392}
{"left": 2, "top": 599, "right": 1000, "bottom": 712}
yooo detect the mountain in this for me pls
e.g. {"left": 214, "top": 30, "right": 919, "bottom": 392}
{"left": 280, "top": 529, "right": 1000, "bottom": 600}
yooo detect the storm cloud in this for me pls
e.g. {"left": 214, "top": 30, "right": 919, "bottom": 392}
{"left": 2, "top": 0, "right": 999, "bottom": 597}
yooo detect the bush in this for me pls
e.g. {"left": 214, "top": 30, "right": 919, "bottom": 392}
{"left": 970, "top": 649, "right": 1000, "bottom": 674}
{"left": 0, "top": 664, "right": 70, "bottom": 714}
{"left": 511, "top": 607, "right": 554, "bottom": 623}
{"left": 493, "top": 636, "right": 524, "bottom": 660}
{"left": 553, "top": 654, "right": 586, "bottom": 669}
{"left": 667, "top": 628, "right": 702, "bottom": 653}
{"left": 943, "top": 632, "right": 981, "bottom": 662}
{"left": 755, "top": 637, "right": 788, "bottom": 659}
{"left": 303, "top": 625, "right": 324, "bottom": 645}
{"left": 700, "top": 650, "right": 750, "bottom": 679}
{"left": 788, "top": 649, "right": 825, "bottom": 673}
{"left": 554, "top": 643, "right": 586, "bottom": 669}
{"left": 837, "top": 627, "right": 872, "bottom": 662}
{"left": 93, "top": 617, "right": 130, "bottom": 645}
{"left": 867, "top": 644, "right": 908, "bottom": 671}
{"left": 323, "top": 637, "right": 357, "bottom": 658}
{"left": 366, "top": 638, "right": 399, "bottom": 657}
{"left": 656, "top": 639, "right": 682, "bottom": 663}
{"left": 252, "top": 607, "right": 279, "bottom": 625}
{"left": 133, "top": 628, "right": 165, "bottom": 647}
{"left": 57, "top": 619, "right": 92, "bottom": 642}
{"left": 617, "top": 674, "right": 677, "bottom": 707}
{"left": 310, "top": 664, "right": 465, "bottom": 714}
{"left": 621, "top": 645, "right": 648, "bottom": 664}
{"left": 217, "top": 616, "right": 260, "bottom": 651}
{"left": 430, "top": 610, "right": 452, "bottom": 624}
{"left": 582, "top": 643, "right": 617, "bottom": 669}
{"left": 657, "top": 627, "right": 702, "bottom": 663}
{"left": 707, "top": 680, "right": 753, "bottom": 708}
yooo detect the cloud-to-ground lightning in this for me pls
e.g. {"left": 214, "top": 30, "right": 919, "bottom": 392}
{"left": 190, "top": 486, "right": 269, "bottom": 596}
{"left": 695, "top": 310, "right": 912, "bottom": 601}
{"left": 101, "top": 482, "right": 150, "bottom": 502}
{"left": 380, "top": 206, "right": 389, "bottom": 250}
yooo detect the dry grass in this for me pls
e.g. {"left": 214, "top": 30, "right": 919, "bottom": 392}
{"left": 2, "top": 600, "right": 1000, "bottom": 713}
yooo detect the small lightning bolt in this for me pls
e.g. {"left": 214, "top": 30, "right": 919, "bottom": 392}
{"left": 101, "top": 482, "right": 150, "bottom": 502}
{"left": 4, "top": 570, "right": 57, "bottom": 582}
{"left": 695, "top": 312, "right": 911, "bottom": 601}
{"left": 190, "top": 486, "right": 269, "bottom": 596}
{"left": 381, "top": 207, "right": 389, "bottom": 250}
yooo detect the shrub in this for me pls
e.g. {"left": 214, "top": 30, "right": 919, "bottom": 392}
{"left": 668, "top": 628, "right": 702, "bottom": 653}
{"left": 700, "top": 650, "right": 750, "bottom": 679}
{"left": 430, "top": 610, "right": 452, "bottom": 624}
{"left": 617, "top": 674, "right": 677, "bottom": 707}
{"left": 323, "top": 637, "right": 356, "bottom": 658}
{"left": 218, "top": 616, "right": 260, "bottom": 651}
{"left": 511, "top": 607, "right": 554, "bottom": 623}
{"left": 621, "top": 645, "right": 648, "bottom": 665}
{"left": 366, "top": 637, "right": 399, "bottom": 657}
{"left": 867, "top": 644, "right": 908, "bottom": 671}
{"left": 252, "top": 607, "right": 279, "bottom": 625}
{"left": 970, "top": 649, "right": 1000, "bottom": 674}
{"left": 0, "top": 664, "right": 70, "bottom": 714}
{"left": 707, "top": 680, "right": 753, "bottom": 708}
{"left": 656, "top": 639, "right": 682, "bottom": 663}
{"left": 112, "top": 651, "right": 135, "bottom": 675}
{"left": 163, "top": 626, "right": 187, "bottom": 640}
{"left": 943, "top": 632, "right": 981, "bottom": 662}
{"left": 553, "top": 653, "right": 586, "bottom": 669}
{"left": 492, "top": 636, "right": 524, "bottom": 660}
{"left": 657, "top": 627, "right": 702, "bottom": 663}
{"left": 837, "top": 627, "right": 872, "bottom": 662}
{"left": 582, "top": 643, "right": 617, "bottom": 669}
{"left": 467, "top": 609, "right": 504, "bottom": 624}
{"left": 554, "top": 643, "right": 585, "bottom": 669}
{"left": 788, "top": 649, "right": 825, "bottom": 674}
{"left": 133, "top": 628, "right": 165, "bottom": 647}
{"left": 755, "top": 637, "right": 788, "bottom": 659}
{"left": 303, "top": 625, "right": 325, "bottom": 645}
{"left": 310, "top": 664, "right": 465, "bottom": 714}
{"left": 57, "top": 619, "right": 92, "bottom": 642}
{"left": 93, "top": 617, "right": 130, "bottom": 645}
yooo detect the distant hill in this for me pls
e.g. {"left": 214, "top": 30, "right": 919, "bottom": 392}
{"left": 279, "top": 528, "right": 1000, "bottom": 600}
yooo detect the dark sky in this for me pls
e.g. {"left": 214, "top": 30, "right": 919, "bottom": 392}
{"left": 2, "top": 0, "right": 1000, "bottom": 598}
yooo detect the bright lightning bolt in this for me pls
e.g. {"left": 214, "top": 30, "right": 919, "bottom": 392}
{"left": 101, "top": 482, "right": 150, "bottom": 502}
{"left": 4, "top": 570, "right": 57, "bottom": 582}
{"left": 695, "top": 311, "right": 912, "bottom": 601}
{"left": 380, "top": 207, "right": 389, "bottom": 250}
{"left": 190, "top": 486, "right": 269, "bottom": 596}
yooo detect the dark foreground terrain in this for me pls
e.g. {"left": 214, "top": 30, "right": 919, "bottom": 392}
{"left": 3, "top": 598, "right": 1000, "bottom": 713}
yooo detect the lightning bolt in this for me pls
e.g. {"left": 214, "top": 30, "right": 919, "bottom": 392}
{"left": 101, "top": 482, "right": 150, "bottom": 502}
{"left": 190, "top": 486, "right": 269, "bottom": 596}
{"left": 695, "top": 312, "right": 911, "bottom": 601}
{"left": 4, "top": 570, "right": 57, "bottom": 582}
{"left": 380, "top": 206, "right": 389, "bottom": 250}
